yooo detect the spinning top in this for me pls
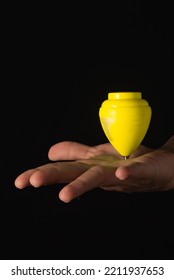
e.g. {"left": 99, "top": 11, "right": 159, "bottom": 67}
{"left": 99, "top": 92, "right": 152, "bottom": 159}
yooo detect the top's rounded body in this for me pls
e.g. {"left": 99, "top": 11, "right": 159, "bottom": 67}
{"left": 99, "top": 92, "right": 152, "bottom": 157}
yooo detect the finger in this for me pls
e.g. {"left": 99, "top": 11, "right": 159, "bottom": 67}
{"left": 48, "top": 141, "right": 93, "bottom": 160}
{"left": 15, "top": 169, "right": 36, "bottom": 189}
{"left": 59, "top": 165, "right": 118, "bottom": 203}
{"left": 48, "top": 141, "right": 121, "bottom": 161}
{"left": 15, "top": 162, "right": 90, "bottom": 189}
{"left": 58, "top": 166, "right": 105, "bottom": 203}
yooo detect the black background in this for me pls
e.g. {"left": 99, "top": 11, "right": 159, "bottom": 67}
{"left": 1, "top": 2, "right": 174, "bottom": 259}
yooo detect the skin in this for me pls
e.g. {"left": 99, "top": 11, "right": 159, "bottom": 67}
{"left": 15, "top": 135, "right": 174, "bottom": 203}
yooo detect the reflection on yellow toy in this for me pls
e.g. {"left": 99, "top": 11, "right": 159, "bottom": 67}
{"left": 99, "top": 92, "right": 152, "bottom": 159}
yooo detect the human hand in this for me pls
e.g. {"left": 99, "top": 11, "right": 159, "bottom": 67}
{"left": 14, "top": 140, "right": 174, "bottom": 203}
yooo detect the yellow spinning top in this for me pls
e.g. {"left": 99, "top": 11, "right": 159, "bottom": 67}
{"left": 99, "top": 92, "right": 152, "bottom": 159}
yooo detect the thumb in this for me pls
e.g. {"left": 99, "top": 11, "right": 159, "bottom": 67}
{"left": 115, "top": 162, "right": 154, "bottom": 181}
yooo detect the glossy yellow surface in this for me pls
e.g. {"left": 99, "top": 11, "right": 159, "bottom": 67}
{"left": 99, "top": 92, "right": 152, "bottom": 157}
